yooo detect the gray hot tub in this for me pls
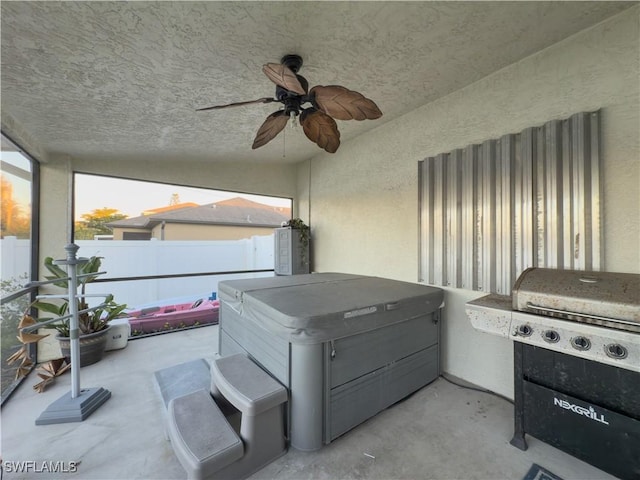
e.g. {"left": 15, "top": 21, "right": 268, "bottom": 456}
{"left": 218, "top": 273, "right": 444, "bottom": 451}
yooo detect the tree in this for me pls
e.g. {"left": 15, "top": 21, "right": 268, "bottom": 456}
{"left": 75, "top": 207, "right": 127, "bottom": 240}
{"left": 0, "top": 175, "right": 30, "bottom": 239}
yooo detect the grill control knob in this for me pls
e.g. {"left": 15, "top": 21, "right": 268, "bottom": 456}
{"left": 543, "top": 330, "right": 560, "bottom": 343}
{"left": 605, "top": 343, "right": 628, "bottom": 359}
{"left": 516, "top": 324, "right": 533, "bottom": 337}
{"left": 571, "top": 336, "right": 591, "bottom": 351}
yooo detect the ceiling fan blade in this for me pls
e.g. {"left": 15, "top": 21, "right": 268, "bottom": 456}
{"left": 252, "top": 110, "right": 289, "bottom": 149}
{"left": 310, "top": 85, "right": 382, "bottom": 121}
{"left": 262, "top": 63, "right": 307, "bottom": 95}
{"left": 196, "top": 97, "right": 276, "bottom": 111}
{"left": 300, "top": 109, "right": 341, "bottom": 153}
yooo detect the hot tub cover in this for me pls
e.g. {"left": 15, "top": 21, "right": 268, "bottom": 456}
{"left": 219, "top": 273, "right": 444, "bottom": 344}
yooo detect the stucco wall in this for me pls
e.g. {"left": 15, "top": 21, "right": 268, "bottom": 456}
{"left": 300, "top": 8, "right": 639, "bottom": 398}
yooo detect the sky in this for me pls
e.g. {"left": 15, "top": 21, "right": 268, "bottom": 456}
{"left": 74, "top": 173, "right": 292, "bottom": 221}
{"left": 0, "top": 152, "right": 32, "bottom": 207}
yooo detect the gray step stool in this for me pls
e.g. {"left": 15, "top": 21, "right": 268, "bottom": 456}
{"left": 165, "top": 354, "right": 288, "bottom": 480}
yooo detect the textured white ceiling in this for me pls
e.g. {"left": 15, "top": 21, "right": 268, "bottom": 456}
{"left": 0, "top": 1, "right": 632, "bottom": 164}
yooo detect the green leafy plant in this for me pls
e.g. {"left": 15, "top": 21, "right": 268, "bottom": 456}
{"left": 32, "top": 256, "right": 127, "bottom": 337}
{"left": 283, "top": 218, "right": 310, "bottom": 266}
{"left": 284, "top": 218, "right": 310, "bottom": 250}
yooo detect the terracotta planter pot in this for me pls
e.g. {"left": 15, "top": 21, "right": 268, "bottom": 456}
{"left": 57, "top": 325, "right": 111, "bottom": 367}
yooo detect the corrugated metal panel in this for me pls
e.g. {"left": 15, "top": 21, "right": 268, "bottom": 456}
{"left": 543, "top": 120, "right": 562, "bottom": 268}
{"left": 447, "top": 149, "right": 463, "bottom": 288}
{"left": 497, "top": 134, "right": 515, "bottom": 294}
{"left": 418, "top": 110, "right": 602, "bottom": 294}
{"left": 418, "top": 159, "right": 432, "bottom": 283}
{"left": 433, "top": 153, "right": 447, "bottom": 286}
{"left": 460, "top": 145, "right": 478, "bottom": 290}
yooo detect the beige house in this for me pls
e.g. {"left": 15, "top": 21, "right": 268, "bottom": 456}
{"left": 107, "top": 197, "right": 291, "bottom": 241}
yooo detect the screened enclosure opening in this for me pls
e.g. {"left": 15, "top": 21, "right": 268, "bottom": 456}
{"left": 72, "top": 173, "right": 293, "bottom": 321}
{"left": 1, "top": 136, "right": 38, "bottom": 402}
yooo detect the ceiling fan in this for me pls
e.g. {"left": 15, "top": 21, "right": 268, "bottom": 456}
{"left": 197, "top": 55, "right": 382, "bottom": 153}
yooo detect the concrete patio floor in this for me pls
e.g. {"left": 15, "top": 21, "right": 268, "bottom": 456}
{"left": 1, "top": 325, "right": 616, "bottom": 480}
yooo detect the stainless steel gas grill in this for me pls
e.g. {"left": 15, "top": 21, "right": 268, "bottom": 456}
{"left": 512, "top": 268, "right": 640, "bottom": 334}
{"left": 466, "top": 268, "right": 640, "bottom": 480}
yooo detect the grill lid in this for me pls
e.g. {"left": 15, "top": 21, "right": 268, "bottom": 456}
{"left": 512, "top": 268, "right": 640, "bottom": 333}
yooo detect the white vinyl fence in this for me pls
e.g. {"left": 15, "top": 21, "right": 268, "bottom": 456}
{"left": 1, "top": 235, "right": 276, "bottom": 309}
{"left": 1, "top": 237, "right": 30, "bottom": 289}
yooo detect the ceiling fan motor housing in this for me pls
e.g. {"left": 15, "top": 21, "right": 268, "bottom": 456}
{"left": 275, "top": 74, "right": 312, "bottom": 116}
{"left": 279, "top": 90, "right": 302, "bottom": 115}
{"left": 280, "top": 54, "right": 303, "bottom": 73}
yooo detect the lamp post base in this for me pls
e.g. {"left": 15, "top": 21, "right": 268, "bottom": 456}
{"left": 35, "top": 387, "right": 111, "bottom": 425}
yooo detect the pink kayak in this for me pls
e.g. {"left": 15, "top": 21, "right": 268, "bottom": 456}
{"left": 126, "top": 298, "right": 220, "bottom": 334}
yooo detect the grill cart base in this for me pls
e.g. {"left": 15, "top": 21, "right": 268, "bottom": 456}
{"left": 511, "top": 343, "right": 640, "bottom": 480}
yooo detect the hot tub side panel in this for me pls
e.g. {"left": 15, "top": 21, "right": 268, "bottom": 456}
{"left": 325, "top": 311, "right": 440, "bottom": 442}
{"left": 219, "top": 305, "right": 442, "bottom": 450}
{"left": 218, "top": 302, "right": 290, "bottom": 387}
{"left": 328, "top": 311, "right": 439, "bottom": 388}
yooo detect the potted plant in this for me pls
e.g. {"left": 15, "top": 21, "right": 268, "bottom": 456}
{"left": 283, "top": 218, "right": 310, "bottom": 252}
{"left": 277, "top": 218, "right": 311, "bottom": 274}
{"left": 33, "top": 256, "right": 127, "bottom": 367}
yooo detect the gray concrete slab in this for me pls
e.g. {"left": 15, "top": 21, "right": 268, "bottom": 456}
{"left": 1, "top": 325, "right": 616, "bottom": 480}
